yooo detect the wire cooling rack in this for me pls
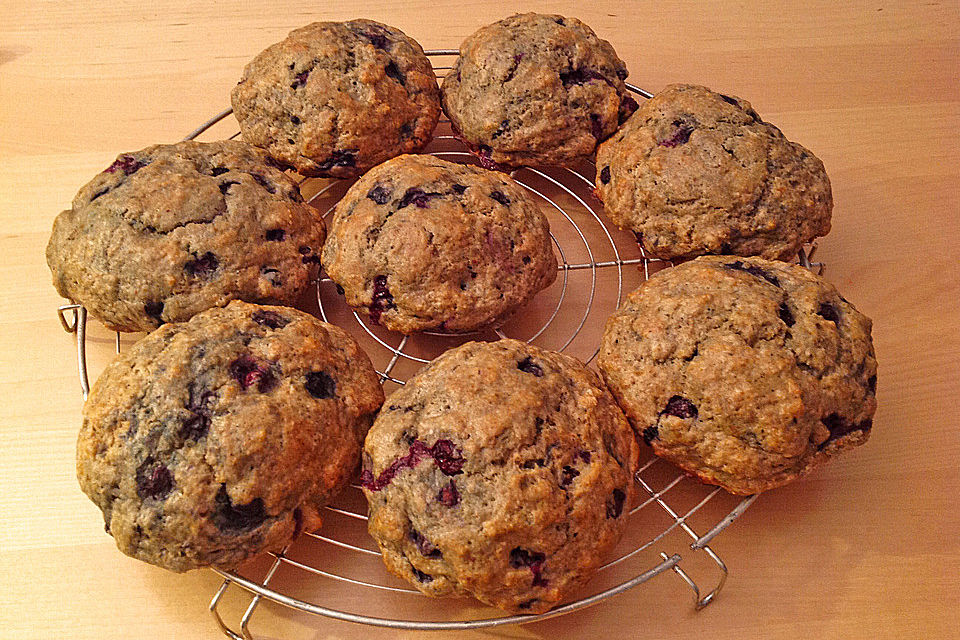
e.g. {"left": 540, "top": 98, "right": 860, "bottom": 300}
{"left": 55, "top": 50, "right": 827, "bottom": 638}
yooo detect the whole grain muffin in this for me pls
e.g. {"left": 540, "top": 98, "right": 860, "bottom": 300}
{"left": 46, "top": 140, "right": 326, "bottom": 332}
{"left": 232, "top": 19, "right": 441, "bottom": 178}
{"left": 362, "top": 339, "right": 639, "bottom": 613}
{"left": 598, "top": 257, "right": 876, "bottom": 494}
{"left": 77, "top": 301, "right": 384, "bottom": 572}
{"left": 321, "top": 155, "right": 557, "bottom": 334}
{"left": 595, "top": 84, "right": 832, "bottom": 260}
{"left": 442, "top": 13, "right": 637, "bottom": 169}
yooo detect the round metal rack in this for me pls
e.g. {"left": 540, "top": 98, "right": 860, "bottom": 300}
{"left": 55, "top": 50, "right": 827, "bottom": 639}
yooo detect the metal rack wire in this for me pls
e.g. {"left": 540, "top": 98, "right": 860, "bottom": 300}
{"left": 54, "top": 50, "right": 830, "bottom": 638}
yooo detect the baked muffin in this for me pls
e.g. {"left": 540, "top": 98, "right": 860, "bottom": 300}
{"left": 442, "top": 13, "right": 637, "bottom": 169}
{"left": 598, "top": 257, "right": 877, "bottom": 495}
{"left": 362, "top": 339, "right": 639, "bottom": 613}
{"left": 321, "top": 155, "right": 557, "bottom": 333}
{"left": 77, "top": 301, "right": 384, "bottom": 571}
{"left": 232, "top": 19, "right": 441, "bottom": 178}
{"left": 46, "top": 140, "right": 326, "bottom": 332}
{"left": 595, "top": 84, "right": 832, "bottom": 260}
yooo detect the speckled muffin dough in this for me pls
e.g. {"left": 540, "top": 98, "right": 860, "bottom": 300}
{"left": 321, "top": 155, "right": 557, "bottom": 334}
{"left": 77, "top": 301, "right": 385, "bottom": 572}
{"left": 595, "top": 84, "right": 832, "bottom": 260}
{"left": 441, "top": 13, "right": 637, "bottom": 169}
{"left": 599, "top": 257, "right": 876, "bottom": 495}
{"left": 46, "top": 140, "right": 326, "bottom": 332}
{"left": 231, "top": 20, "right": 441, "bottom": 178}
{"left": 362, "top": 340, "right": 639, "bottom": 613}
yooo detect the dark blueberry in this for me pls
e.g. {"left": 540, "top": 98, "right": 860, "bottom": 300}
{"left": 819, "top": 413, "right": 871, "bottom": 447}
{"left": 491, "top": 119, "right": 510, "bottom": 139}
{"left": 634, "top": 231, "right": 644, "bottom": 246}
{"left": 384, "top": 60, "right": 405, "bottom": 85}
{"left": 509, "top": 547, "right": 545, "bottom": 569}
{"left": 210, "top": 167, "right": 230, "bottom": 176}
{"left": 251, "top": 173, "right": 276, "bottom": 194}
{"left": 185, "top": 252, "right": 219, "bottom": 278}
{"left": 517, "top": 357, "right": 544, "bottom": 377}
{"left": 251, "top": 309, "right": 289, "bottom": 329}
{"left": 409, "top": 529, "right": 442, "bottom": 558}
{"left": 431, "top": 439, "right": 465, "bottom": 475}
{"left": 90, "top": 187, "right": 110, "bottom": 201}
{"left": 144, "top": 301, "right": 164, "bottom": 324}
{"left": 642, "top": 426, "right": 659, "bottom": 444}
{"left": 229, "top": 355, "right": 276, "bottom": 392}
{"left": 560, "top": 67, "right": 606, "bottom": 86}
{"left": 599, "top": 166, "right": 611, "bottom": 184}
{"left": 265, "top": 228, "right": 286, "bottom": 241}
{"left": 411, "top": 567, "right": 433, "bottom": 583}
{"left": 554, "top": 17, "right": 565, "bottom": 25}
{"left": 398, "top": 187, "right": 437, "bottom": 209}
{"left": 105, "top": 155, "right": 145, "bottom": 175}
{"left": 818, "top": 302, "right": 841, "bottom": 325}
{"left": 779, "top": 303, "right": 795, "bottom": 327}
{"left": 619, "top": 95, "right": 639, "bottom": 124}
{"left": 868, "top": 374, "right": 877, "bottom": 394}
{"left": 517, "top": 599, "right": 538, "bottom": 610}
{"left": 136, "top": 458, "right": 173, "bottom": 500}
{"left": 606, "top": 488, "right": 626, "bottom": 518}
{"left": 369, "top": 274, "right": 395, "bottom": 324}
{"left": 560, "top": 465, "right": 579, "bottom": 487}
{"left": 304, "top": 371, "right": 336, "bottom": 399}
{"left": 290, "top": 70, "right": 309, "bottom": 89}
{"left": 261, "top": 267, "right": 282, "bottom": 287}
{"left": 658, "top": 123, "right": 694, "bottom": 148}
{"left": 213, "top": 484, "right": 267, "bottom": 532}
{"left": 490, "top": 190, "right": 510, "bottom": 206}
{"left": 180, "top": 412, "right": 210, "bottom": 442}
{"left": 316, "top": 150, "right": 357, "bottom": 171}
{"left": 719, "top": 93, "right": 739, "bottom": 107}
{"left": 521, "top": 458, "right": 545, "bottom": 469}
{"left": 438, "top": 480, "right": 460, "bottom": 506}
{"left": 290, "top": 115, "right": 301, "bottom": 125}
{"left": 451, "top": 183, "right": 467, "bottom": 195}
{"left": 367, "top": 184, "right": 392, "bottom": 205}
{"left": 522, "top": 255, "right": 531, "bottom": 264}
{"left": 360, "top": 29, "right": 390, "bottom": 50}
{"left": 724, "top": 261, "right": 780, "bottom": 286}
{"left": 663, "top": 396, "right": 698, "bottom": 419}
{"left": 578, "top": 450, "right": 591, "bottom": 463}
{"left": 219, "top": 180, "right": 239, "bottom": 195}
{"left": 399, "top": 121, "right": 414, "bottom": 137}
{"left": 616, "top": 67, "right": 629, "bottom": 80}
{"left": 590, "top": 113, "right": 604, "bottom": 140}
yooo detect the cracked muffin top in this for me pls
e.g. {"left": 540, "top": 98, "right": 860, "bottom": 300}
{"left": 441, "top": 13, "right": 637, "bottom": 169}
{"left": 599, "top": 256, "right": 876, "bottom": 495}
{"left": 320, "top": 154, "right": 558, "bottom": 334}
{"left": 46, "top": 140, "right": 326, "bottom": 332}
{"left": 232, "top": 19, "right": 441, "bottom": 178}
{"left": 595, "top": 84, "right": 832, "bottom": 260}
{"left": 76, "top": 301, "right": 385, "bottom": 572}
{"left": 362, "top": 339, "right": 639, "bottom": 613}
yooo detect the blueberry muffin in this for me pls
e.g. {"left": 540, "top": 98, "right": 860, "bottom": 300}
{"left": 441, "top": 13, "right": 637, "bottom": 169}
{"left": 595, "top": 84, "right": 832, "bottom": 260}
{"left": 362, "top": 339, "right": 639, "bottom": 613}
{"left": 232, "top": 20, "right": 441, "bottom": 178}
{"left": 321, "top": 155, "right": 558, "bottom": 334}
{"left": 46, "top": 140, "right": 326, "bottom": 332}
{"left": 76, "top": 301, "right": 385, "bottom": 572}
{"left": 598, "top": 257, "right": 876, "bottom": 495}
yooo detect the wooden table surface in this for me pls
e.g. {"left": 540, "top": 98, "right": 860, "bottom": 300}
{"left": 2, "top": 1, "right": 958, "bottom": 638}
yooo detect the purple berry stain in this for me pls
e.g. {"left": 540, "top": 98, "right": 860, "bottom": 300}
{"left": 136, "top": 458, "right": 173, "bottom": 500}
{"left": 509, "top": 547, "right": 547, "bottom": 587}
{"left": 663, "top": 396, "right": 698, "bottom": 419}
{"left": 251, "top": 309, "right": 289, "bottom": 329}
{"left": 290, "top": 70, "right": 309, "bottom": 89}
{"left": 367, "top": 184, "right": 392, "bottom": 204}
{"left": 409, "top": 529, "right": 442, "bottom": 558}
{"left": 369, "top": 274, "right": 395, "bottom": 324}
{"left": 229, "top": 355, "right": 276, "bottom": 392}
{"left": 105, "top": 155, "right": 145, "bottom": 175}
{"left": 185, "top": 252, "right": 219, "bottom": 278}
{"left": 361, "top": 439, "right": 465, "bottom": 492}
{"left": 659, "top": 122, "right": 694, "bottom": 148}
{"left": 304, "top": 371, "right": 336, "bottom": 399}
{"left": 398, "top": 187, "right": 437, "bottom": 209}
{"left": 438, "top": 480, "right": 460, "bottom": 506}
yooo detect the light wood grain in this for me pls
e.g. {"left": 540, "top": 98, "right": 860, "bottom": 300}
{"left": 2, "top": 1, "right": 958, "bottom": 638}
